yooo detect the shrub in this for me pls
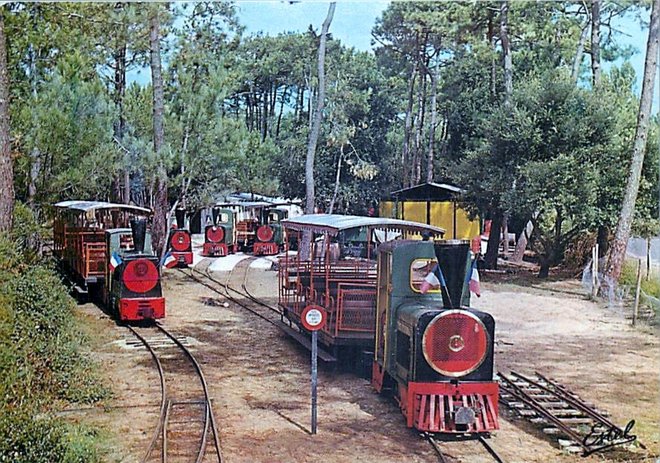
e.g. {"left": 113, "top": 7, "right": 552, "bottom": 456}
{"left": 0, "top": 236, "right": 108, "bottom": 461}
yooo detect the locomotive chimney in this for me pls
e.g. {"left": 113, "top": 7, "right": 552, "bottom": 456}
{"left": 130, "top": 218, "right": 147, "bottom": 253}
{"left": 175, "top": 208, "right": 186, "bottom": 229}
{"left": 211, "top": 208, "right": 220, "bottom": 226}
{"left": 434, "top": 240, "right": 470, "bottom": 308}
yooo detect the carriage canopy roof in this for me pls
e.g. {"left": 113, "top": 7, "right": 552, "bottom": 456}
{"left": 213, "top": 201, "right": 272, "bottom": 208}
{"left": 54, "top": 200, "right": 151, "bottom": 215}
{"left": 281, "top": 214, "right": 445, "bottom": 237}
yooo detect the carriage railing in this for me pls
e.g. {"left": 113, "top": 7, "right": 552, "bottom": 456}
{"left": 278, "top": 256, "right": 378, "bottom": 336}
{"left": 63, "top": 228, "right": 106, "bottom": 279}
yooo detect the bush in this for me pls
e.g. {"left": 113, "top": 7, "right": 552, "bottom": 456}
{"left": 0, "top": 410, "right": 100, "bottom": 463}
{"left": 0, "top": 236, "right": 108, "bottom": 461}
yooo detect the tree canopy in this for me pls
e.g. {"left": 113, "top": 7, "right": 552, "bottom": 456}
{"left": 0, "top": 0, "right": 657, "bottom": 275}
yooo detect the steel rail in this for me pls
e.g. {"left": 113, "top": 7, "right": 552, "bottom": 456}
{"left": 528, "top": 372, "right": 621, "bottom": 431}
{"left": 426, "top": 434, "right": 448, "bottom": 463}
{"left": 238, "top": 257, "right": 283, "bottom": 314}
{"left": 155, "top": 323, "right": 224, "bottom": 463}
{"left": 217, "top": 256, "right": 282, "bottom": 315}
{"left": 182, "top": 267, "right": 288, "bottom": 334}
{"left": 476, "top": 435, "right": 505, "bottom": 463}
{"left": 506, "top": 371, "right": 640, "bottom": 455}
{"left": 498, "top": 372, "right": 591, "bottom": 454}
{"left": 125, "top": 325, "right": 168, "bottom": 463}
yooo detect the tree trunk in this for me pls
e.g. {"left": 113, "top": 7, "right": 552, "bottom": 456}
{"left": 591, "top": 0, "right": 601, "bottom": 87}
{"left": 328, "top": 146, "right": 344, "bottom": 214}
{"left": 571, "top": 19, "right": 590, "bottom": 84}
{"left": 426, "top": 63, "right": 439, "bottom": 183}
{"left": 413, "top": 51, "right": 428, "bottom": 186}
{"left": 606, "top": 0, "right": 660, "bottom": 281}
{"left": 500, "top": 0, "right": 513, "bottom": 108}
{"left": 402, "top": 60, "right": 417, "bottom": 188}
{"left": 488, "top": 8, "right": 497, "bottom": 99}
{"left": 596, "top": 224, "right": 609, "bottom": 256}
{"left": 511, "top": 219, "right": 533, "bottom": 262}
{"left": 149, "top": 6, "right": 168, "bottom": 258}
{"left": 28, "top": 148, "right": 40, "bottom": 206}
{"left": 113, "top": 9, "right": 129, "bottom": 204}
{"left": 304, "top": 2, "right": 335, "bottom": 216}
{"left": 302, "top": 2, "right": 335, "bottom": 260}
{"left": 0, "top": 12, "right": 13, "bottom": 232}
{"left": 484, "top": 213, "right": 502, "bottom": 270}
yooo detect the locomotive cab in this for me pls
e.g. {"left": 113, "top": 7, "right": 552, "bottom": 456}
{"left": 254, "top": 208, "right": 288, "bottom": 256}
{"left": 202, "top": 208, "right": 236, "bottom": 257}
{"left": 104, "top": 218, "right": 165, "bottom": 321}
{"left": 373, "top": 240, "right": 498, "bottom": 434}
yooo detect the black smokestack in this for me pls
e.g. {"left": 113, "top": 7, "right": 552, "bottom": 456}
{"left": 175, "top": 209, "right": 186, "bottom": 229}
{"left": 212, "top": 208, "right": 220, "bottom": 225}
{"left": 434, "top": 240, "right": 470, "bottom": 309}
{"left": 130, "top": 218, "right": 147, "bottom": 253}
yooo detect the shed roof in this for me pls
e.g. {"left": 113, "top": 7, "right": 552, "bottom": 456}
{"left": 386, "top": 182, "right": 465, "bottom": 201}
{"left": 281, "top": 214, "right": 445, "bottom": 237}
{"left": 54, "top": 201, "right": 151, "bottom": 215}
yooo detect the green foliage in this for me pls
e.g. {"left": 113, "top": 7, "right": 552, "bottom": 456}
{"left": 0, "top": 237, "right": 108, "bottom": 461}
{"left": 14, "top": 53, "right": 119, "bottom": 204}
{"left": 0, "top": 411, "right": 100, "bottom": 463}
{"left": 620, "top": 259, "right": 660, "bottom": 298}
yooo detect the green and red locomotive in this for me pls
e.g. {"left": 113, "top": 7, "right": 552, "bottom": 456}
{"left": 166, "top": 208, "right": 193, "bottom": 267}
{"left": 278, "top": 214, "right": 498, "bottom": 434}
{"left": 53, "top": 201, "right": 165, "bottom": 322}
{"left": 372, "top": 239, "right": 498, "bottom": 433}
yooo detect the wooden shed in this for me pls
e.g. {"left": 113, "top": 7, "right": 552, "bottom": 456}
{"left": 379, "top": 182, "right": 480, "bottom": 240}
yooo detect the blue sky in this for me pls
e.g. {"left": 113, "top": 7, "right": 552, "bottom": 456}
{"left": 236, "top": 1, "right": 389, "bottom": 51}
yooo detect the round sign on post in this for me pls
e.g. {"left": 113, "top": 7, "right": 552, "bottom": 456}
{"left": 301, "top": 305, "right": 327, "bottom": 331}
{"left": 301, "top": 304, "right": 327, "bottom": 435}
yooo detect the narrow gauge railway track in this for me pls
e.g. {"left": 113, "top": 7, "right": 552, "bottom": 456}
{"left": 498, "top": 371, "right": 642, "bottom": 456}
{"left": 181, "top": 257, "right": 284, "bottom": 328}
{"left": 126, "top": 323, "right": 223, "bottom": 463}
{"left": 426, "top": 434, "right": 505, "bottom": 463}
{"left": 185, "top": 257, "right": 337, "bottom": 362}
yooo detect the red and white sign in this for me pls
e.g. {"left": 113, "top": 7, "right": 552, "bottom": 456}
{"left": 301, "top": 305, "right": 327, "bottom": 331}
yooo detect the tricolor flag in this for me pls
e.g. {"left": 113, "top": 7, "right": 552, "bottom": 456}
{"left": 469, "top": 261, "right": 481, "bottom": 297}
{"left": 162, "top": 251, "right": 177, "bottom": 269}
{"left": 420, "top": 263, "right": 447, "bottom": 294}
{"left": 109, "top": 252, "right": 122, "bottom": 271}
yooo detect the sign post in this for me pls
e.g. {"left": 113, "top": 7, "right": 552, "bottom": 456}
{"left": 301, "top": 305, "right": 327, "bottom": 435}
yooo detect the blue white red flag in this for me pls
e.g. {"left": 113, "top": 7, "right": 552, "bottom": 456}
{"left": 469, "top": 262, "right": 481, "bottom": 297}
{"left": 420, "top": 263, "right": 447, "bottom": 294}
{"left": 109, "top": 252, "right": 122, "bottom": 271}
{"left": 162, "top": 251, "right": 177, "bottom": 269}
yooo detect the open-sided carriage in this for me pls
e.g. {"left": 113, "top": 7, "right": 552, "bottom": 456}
{"left": 53, "top": 201, "right": 152, "bottom": 294}
{"left": 277, "top": 214, "right": 445, "bottom": 359}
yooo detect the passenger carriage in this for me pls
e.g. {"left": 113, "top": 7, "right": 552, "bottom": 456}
{"left": 277, "top": 214, "right": 445, "bottom": 359}
{"left": 53, "top": 201, "right": 152, "bottom": 294}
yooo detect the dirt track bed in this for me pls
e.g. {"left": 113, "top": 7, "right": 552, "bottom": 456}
{"left": 72, "top": 261, "right": 659, "bottom": 463}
